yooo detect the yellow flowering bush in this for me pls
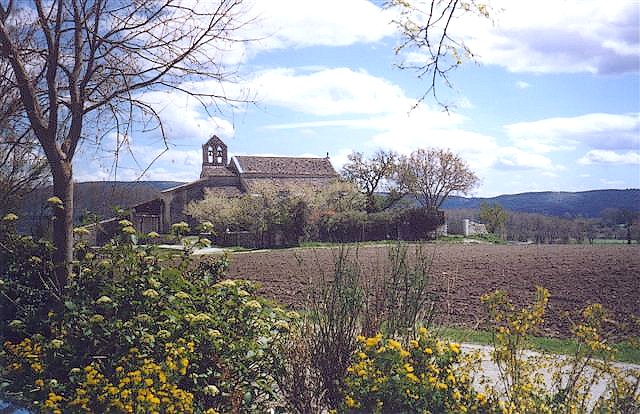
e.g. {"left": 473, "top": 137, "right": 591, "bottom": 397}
{"left": 482, "top": 288, "right": 640, "bottom": 414}
{"left": 67, "top": 347, "right": 194, "bottom": 413}
{"left": 340, "top": 328, "right": 492, "bottom": 413}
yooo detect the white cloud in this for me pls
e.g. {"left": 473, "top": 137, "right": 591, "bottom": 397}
{"left": 253, "top": 67, "right": 567, "bottom": 177}
{"left": 505, "top": 113, "right": 640, "bottom": 153}
{"left": 119, "top": 1, "right": 395, "bottom": 68}
{"left": 492, "top": 147, "right": 558, "bottom": 171}
{"left": 134, "top": 89, "right": 235, "bottom": 142}
{"left": 577, "top": 150, "right": 640, "bottom": 165}
{"left": 186, "top": 0, "right": 638, "bottom": 78}
{"left": 193, "top": 0, "right": 394, "bottom": 64}
{"left": 515, "top": 81, "right": 531, "bottom": 89}
{"left": 247, "top": 0, "right": 394, "bottom": 51}
{"left": 456, "top": 0, "right": 639, "bottom": 74}
{"left": 250, "top": 67, "right": 413, "bottom": 116}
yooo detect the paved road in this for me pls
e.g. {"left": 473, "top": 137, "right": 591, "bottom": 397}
{"left": 461, "top": 343, "right": 639, "bottom": 408}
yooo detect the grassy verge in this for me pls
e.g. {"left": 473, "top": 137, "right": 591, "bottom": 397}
{"left": 436, "top": 234, "right": 506, "bottom": 244}
{"left": 435, "top": 326, "right": 640, "bottom": 364}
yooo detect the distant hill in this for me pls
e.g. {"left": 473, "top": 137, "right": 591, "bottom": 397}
{"left": 441, "top": 189, "right": 640, "bottom": 218}
{"left": 18, "top": 181, "right": 185, "bottom": 233}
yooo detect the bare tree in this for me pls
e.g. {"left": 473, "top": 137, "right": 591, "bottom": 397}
{"left": 0, "top": 0, "right": 250, "bottom": 284}
{"left": 340, "top": 149, "right": 397, "bottom": 213}
{"left": 0, "top": 58, "right": 49, "bottom": 216}
{"left": 388, "top": 0, "right": 491, "bottom": 109}
{"left": 0, "top": 138, "right": 49, "bottom": 216}
{"left": 394, "top": 147, "right": 478, "bottom": 211}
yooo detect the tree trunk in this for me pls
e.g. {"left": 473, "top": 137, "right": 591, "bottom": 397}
{"left": 51, "top": 161, "right": 74, "bottom": 288}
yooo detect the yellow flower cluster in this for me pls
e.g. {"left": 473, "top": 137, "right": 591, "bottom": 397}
{"left": 344, "top": 329, "right": 485, "bottom": 413}
{"left": 344, "top": 394, "right": 360, "bottom": 408}
{"left": 69, "top": 348, "right": 194, "bottom": 413}
{"left": 478, "top": 288, "right": 640, "bottom": 414}
{"left": 3, "top": 338, "right": 43, "bottom": 374}
{"left": 44, "top": 391, "right": 63, "bottom": 413}
{"left": 164, "top": 339, "right": 194, "bottom": 376}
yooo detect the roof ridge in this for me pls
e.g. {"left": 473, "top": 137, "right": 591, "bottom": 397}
{"left": 234, "top": 155, "right": 329, "bottom": 160}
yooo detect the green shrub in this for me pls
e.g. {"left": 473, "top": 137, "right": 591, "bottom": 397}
{"left": 2, "top": 214, "right": 639, "bottom": 413}
{"left": 0, "top": 219, "right": 293, "bottom": 413}
{"left": 361, "top": 242, "right": 438, "bottom": 340}
{"left": 0, "top": 216, "right": 57, "bottom": 343}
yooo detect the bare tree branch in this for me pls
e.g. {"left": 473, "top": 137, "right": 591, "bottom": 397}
{"left": 388, "top": 0, "right": 491, "bottom": 110}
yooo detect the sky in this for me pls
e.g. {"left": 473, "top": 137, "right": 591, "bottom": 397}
{"left": 73, "top": 0, "right": 640, "bottom": 197}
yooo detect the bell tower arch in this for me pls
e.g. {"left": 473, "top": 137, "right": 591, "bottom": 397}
{"left": 202, "top": 135, "right": 227, "bottom": 167}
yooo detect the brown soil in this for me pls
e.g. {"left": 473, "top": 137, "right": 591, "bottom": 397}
{"left": 226, "top": 243, "right": 640, "bottom": 338}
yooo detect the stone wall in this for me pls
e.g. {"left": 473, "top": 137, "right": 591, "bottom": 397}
{"left": 463, "top": 219, "right": 488, "bottom": 236}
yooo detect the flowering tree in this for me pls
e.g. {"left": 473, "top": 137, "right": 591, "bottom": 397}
{"left": 395, "top": 147, "right": 478, "bottom": 211}
{"left": 0, "top": 0, "right": 250, "bottom": 284}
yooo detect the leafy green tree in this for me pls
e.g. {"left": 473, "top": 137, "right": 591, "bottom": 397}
{"left": 186, "top": 180, "right": 365, "bottom": 245}
{"left": 479, "top": 202, "right": 508, "bottom": 238}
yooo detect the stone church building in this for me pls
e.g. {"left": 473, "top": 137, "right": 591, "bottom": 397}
{"left": 131, "top": 136, "right": 337, "bottom": 234}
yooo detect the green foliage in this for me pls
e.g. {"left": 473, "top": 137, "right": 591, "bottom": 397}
{"left": 317, "top": 210, "right": 368, "bottom": 242}
{"left": 0, "top": 221, "right": 293, "bottom": 413}
{"left": 307, "top": 247, "right": 364, "bottom": 408}
{"left": 0, "top": 217, "right": 57, "bottom": 342}
{"left": 278, "top": 243, "right": 442, "bottom": 411}
{"left": 2, "top": 217, "right": 639, "bottom": 413}
{"left": 361, "top": 243, "right": 438, "bottom": 340}
{"left": 186, "top": 180, "right": 366, "bottom": 247}
{"left": 479, "top": 203, "right": 508, "bottom": 237}
{"left": 316, "top": 208, "right": 444, "bottom": 243}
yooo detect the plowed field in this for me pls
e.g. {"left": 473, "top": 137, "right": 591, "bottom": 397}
{"left": 226, "top": 244, "right": 640, "bottom": 337}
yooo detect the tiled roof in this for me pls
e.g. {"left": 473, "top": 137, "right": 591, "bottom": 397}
{"left": 242, "top": 177, "right": 335, "bottom": 193}
{"left": 234, "top": 156, "right": 336, "bottom": 177}
{"left": 200, "top": 165, "right": 237, "bottom": 178}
